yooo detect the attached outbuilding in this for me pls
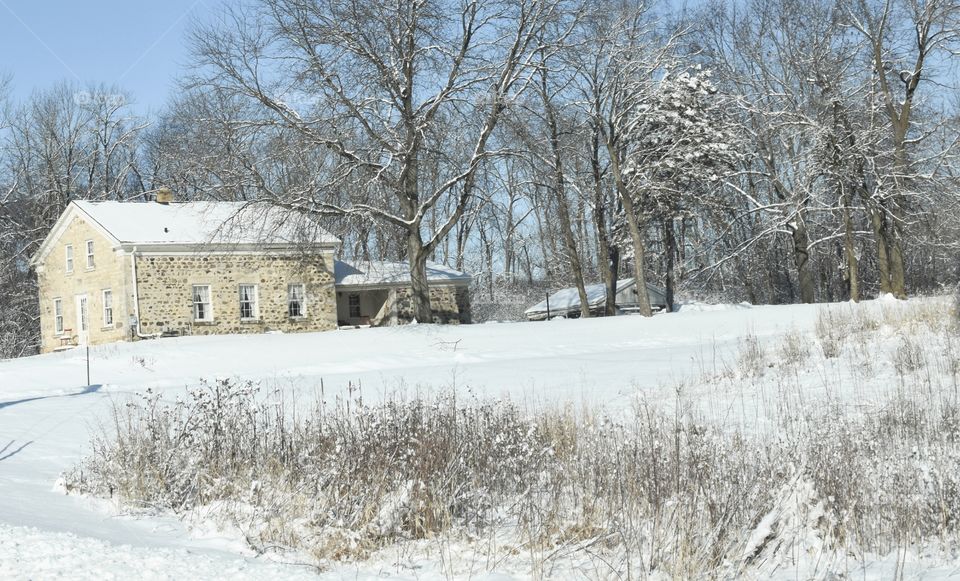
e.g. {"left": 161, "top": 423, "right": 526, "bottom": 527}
{"left": 334, "top": 261, "right": 472, "bottom": 327}
{"left": 524, "top": 278, "right": 667, "bottom": 321}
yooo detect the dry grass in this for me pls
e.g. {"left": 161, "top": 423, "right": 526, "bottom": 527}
{"left": 64, "top": 297, "right": 960, "bottom": 577}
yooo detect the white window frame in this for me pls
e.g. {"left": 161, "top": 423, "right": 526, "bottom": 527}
{"left": 85, "top": 239, "right": 95, "bottom": 269}
{"left": 193, "top": 285, "right": 213, "bottom": 322}
{"left": 65, "top": 245, "right": 74, "bottom": 273}
{"left": 78, "top": 295, "right": 88, "bottom": 332}
{"left": 53, "top": 298, "right": 64, "bottom": 335}
{"left": 239, "top": 284, "right": 259, "bottom": 320}
{"left": 102, "top": 289, "right": 113, "bottom": 327}
{"left": 288, "top": 283, "right": 306, "bottom": 318}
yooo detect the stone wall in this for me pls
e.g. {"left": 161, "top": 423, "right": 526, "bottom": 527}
{"left": 135, "top": 250, "right": 337, "bottom": 336}
{"left": 454, "top": 286, "right": 471, "bottom": 324}
{"left": 37, "top": 216, "right": 131, "bottom": 353}
{"left": 392, "top": 284, "right": 471, "bottom": 325}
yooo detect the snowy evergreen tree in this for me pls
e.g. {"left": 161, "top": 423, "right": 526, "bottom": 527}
{"left": 621, "top": 69, "right": 740, "bottom": 310}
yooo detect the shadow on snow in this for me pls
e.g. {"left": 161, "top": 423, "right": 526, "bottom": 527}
{"left": 0, "top": 384, "right": 103, "bottom": 412}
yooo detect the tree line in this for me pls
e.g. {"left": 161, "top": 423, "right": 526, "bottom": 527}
{"left": 1, "top": 0, "right": 959, "bottom": 357}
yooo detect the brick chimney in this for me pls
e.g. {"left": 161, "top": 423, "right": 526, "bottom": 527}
{"left": 156, "top": 187, "right": 174, "bottom": 204}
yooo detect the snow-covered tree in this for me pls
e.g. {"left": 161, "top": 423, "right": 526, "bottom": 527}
{"left": 621, "top": 69, "right": 740, "bottom": 310}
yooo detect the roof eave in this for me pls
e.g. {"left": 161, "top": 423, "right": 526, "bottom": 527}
{"left": 119, "top": 240, "right": 340, "bottom": 253}
{"left": 336, "top": 277, "right": 472, "bottom": 290}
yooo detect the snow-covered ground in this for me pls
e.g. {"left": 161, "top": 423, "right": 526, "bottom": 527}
{"left": 0, "top": 298, "right": 956, "bottom": 578}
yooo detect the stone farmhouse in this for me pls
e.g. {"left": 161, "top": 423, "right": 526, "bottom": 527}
{"left": 30, "top": 196, "right": 471, "bottom": 353}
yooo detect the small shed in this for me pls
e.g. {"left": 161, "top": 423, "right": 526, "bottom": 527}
{"left": 524, "top": 278, "right": 667, "bottom": 321}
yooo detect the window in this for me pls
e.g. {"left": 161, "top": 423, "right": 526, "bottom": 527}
{"left": 193, "top": 285, "right": 212, "bottom": 322}
{"left": 78, "top": 296, "right": 88, "bottom": 332}
{"left": 65, "top": 245, "right": 74, "bottom": 273}
{"left": 239, "top": 284, "right": 259, "bottom": 320}
{"left": 288, "top": 284, "right": 306, "bottom": 318}
{"left": 85, "top": 240, "right": 95, "bottom": 269}
{"left": 53, "top": 298, "right": 63, "bottom": 335}
{"left": 102, "top": 289, "right": 113, "bottom": 327}
{"left": 348, "top": 294, "right": 361, "bottom": 319}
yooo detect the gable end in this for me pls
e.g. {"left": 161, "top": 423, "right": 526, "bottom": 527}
{"left": 30, "top": 203, "right": 121, "bottom": 269}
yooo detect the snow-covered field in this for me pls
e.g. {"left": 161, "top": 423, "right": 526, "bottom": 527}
{"left": 2, "top": 297, "right": 959, "bottom": 579}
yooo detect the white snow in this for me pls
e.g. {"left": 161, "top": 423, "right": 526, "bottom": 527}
{"left": 334, "top": 260, "right": 471, "bottom": 287}
{"left": 0, "top": 297, "right": 956, "bottom": 578}
{"left": 523, "top": 278, "right": 665, "bottom": 316}
{"left": 524, "top": 279, "right": 632, "bottom": 315}
{"left": 73, "top": 200, "right": 339, "bottom": 246}
{"left": 0, "top": 522, "right": 330, "bottom": 581}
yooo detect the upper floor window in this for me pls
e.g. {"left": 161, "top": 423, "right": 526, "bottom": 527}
{"left": 102, "top": 289, "right": 113, "bottom": 327}
{"left": 239, "top": 284, "right": 259, "bottom": 320}
{"left": 53, "top": 298, "right": 63, "bottom": 335}
{"left": 288, "top": 284, "right": 306, "bottom": 318}
{"left": 193, "top": 285, "right": 212, "bottom": 322}
{"left": 86, "top": 240, "right": 95, "bottom": 269}
{"left": 65, "top": 245, "right": 74, "bottom": 273}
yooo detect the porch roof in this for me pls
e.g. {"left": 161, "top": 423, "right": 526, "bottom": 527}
{"left": 334, "top": 260, "right": 471, "bottom": 289}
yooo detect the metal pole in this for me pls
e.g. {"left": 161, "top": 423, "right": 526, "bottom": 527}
{"left": 86, "top": 346, "right": 90, "bottom": 386}
{"left": 546, "top": 292, "right": 550, "bottom": 320}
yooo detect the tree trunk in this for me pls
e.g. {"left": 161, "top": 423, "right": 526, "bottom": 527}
{"left": 541, "top": 73, "right": 590, "bottom": 319}
{"left": 789, "top": 219, "right": 815, "bottom": 304}
{"left": 833, "top": 104, "right": 861, "bottom": 303}
{"left": 663, "top": 217, "right": 677, "bottom": 312}
{"left": 869, "top": 204, "right": 892, "bottom": 295}
{"left": 620, "top": 193, "right": 653, "bottom": 316}
{"left": 885, "top": 141, "right": 908, "bottom": 299}
{"left": 532, "top": 187, "right": 557, "bottom": 278}
{"left": 590, "top": 127, "right": 617, "bottom": 317}
{"left": 606, "top": 141, "right": 651, "bottom": 317}
{"left": 406, "top": 229, "right": 432, "bottom": 323}
{"left": 552, "top": 178, "right": 591, "bottom": 319}
{"left": 841, "top": 188, "right": 859, "bottom": 302}
{"left": 886, "top": 220, "right": 907, "bottom": 299}
{"left": 607, "top": 246, "right": 620, "bottom": 315}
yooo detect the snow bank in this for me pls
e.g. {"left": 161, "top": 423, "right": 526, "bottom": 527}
{"left": 676, "top": 301, "right": 753, "bottom": 312}
{"left": 0, "top": 296, "right": 956, "bottom": 578}
{"left": 0, "top": 523, "right": 328, "bottom": 580}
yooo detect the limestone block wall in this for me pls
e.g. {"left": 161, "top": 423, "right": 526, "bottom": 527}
{"left": 454, "top": 287, "right": 471, "bottom": 324}
{"left": 37, "top": 216, "right": 130, "bottom": 353}
{"left": 135, "top": 251, "right": 337, "bottom": 336}
{"left": 393, "top": 284, "right": 471, "bottom": 324}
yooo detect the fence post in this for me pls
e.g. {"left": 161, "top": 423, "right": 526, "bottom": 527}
{"left": 546, "top": 292, "right": 551, "bottom": 320}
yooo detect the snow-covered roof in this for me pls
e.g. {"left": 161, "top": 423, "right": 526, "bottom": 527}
{"left": 335, "top": 260, "right": 471, "bottom": 288}
{"left": 524, "top": 278, "right": 666, "bottom": 316}
{"left": 74, "top": 200, "right": 339, "bottom": 246}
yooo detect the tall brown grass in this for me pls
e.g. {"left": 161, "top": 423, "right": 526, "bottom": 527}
{"left": 65, "top": 298, "right": 960, "bottom": 577}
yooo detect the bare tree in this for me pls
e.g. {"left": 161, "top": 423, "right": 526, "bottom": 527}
{"left": 188, "top": 0, "right": 561, "bottom": 322}
{"left": 843, "top": 0, "right": 960, "bottom": 298}
{"left": 584, "top": 4, "right": 681, "bottom": 316}
{"left": 532, "top": 47, "right": 592, "bottom": 318}
{"left": 0, "top": 81, "right": 145, "bottom": 357}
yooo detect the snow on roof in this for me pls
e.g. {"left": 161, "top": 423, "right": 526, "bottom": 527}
{"left": 525, "top": 279, "right": 634, "bottom": 315}
{"left": 335, "top": 260, "right": 471, "bottom": 287}
{"left": 524, "top": 278, "right": 665, "bottom": 315}
{"left": 75, "top": 200, "right": 339, "bottom": 246}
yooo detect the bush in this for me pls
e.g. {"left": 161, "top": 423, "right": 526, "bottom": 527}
{"left": 65, "top": 381, "right": 960, "bottom": 576}
{"left": 64, "top": 299, "right": 960, "bottom": 576}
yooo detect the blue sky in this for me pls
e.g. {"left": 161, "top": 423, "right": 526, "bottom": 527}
{"left": 0, "top": 0, "right": 214, "bottom": 113}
